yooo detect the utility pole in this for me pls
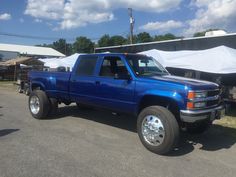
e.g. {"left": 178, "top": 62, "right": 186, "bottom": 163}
{"left": 65, "top": 43, "right": 67, "bottom": 56}
{"left": 128, "top": 8, "right": 135, "bottom": 44}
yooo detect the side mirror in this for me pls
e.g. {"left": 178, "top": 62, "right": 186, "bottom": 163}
{"left": 114, "top": 73, "right": 132, "bottom": 80}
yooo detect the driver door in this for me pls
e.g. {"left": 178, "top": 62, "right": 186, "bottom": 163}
{"left": 95, "top": 56, "right": 136, "bottom": 113}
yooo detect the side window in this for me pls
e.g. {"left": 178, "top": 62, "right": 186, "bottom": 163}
{"left": 99, "top": 57, "right": 129, "bottom": 77}
{"left": 76, "top": 56, "right": 98, "bottom": 76}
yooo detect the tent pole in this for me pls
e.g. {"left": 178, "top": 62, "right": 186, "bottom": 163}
{"left": 14, "top": 64, "right": 17, "bottom": 81}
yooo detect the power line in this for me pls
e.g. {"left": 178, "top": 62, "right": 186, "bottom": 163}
{"left": 0, "top": 32, "right": 75, "bottom": 41}
{"left": 0, "top": 31, "right": 131, "bottom": 43}
{"left": 0, "top": 32, "right": 100, "bottom": 42}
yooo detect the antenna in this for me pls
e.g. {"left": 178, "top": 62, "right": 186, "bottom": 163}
{"left": 128, "top": 8, "right": 135, "bottom": 44}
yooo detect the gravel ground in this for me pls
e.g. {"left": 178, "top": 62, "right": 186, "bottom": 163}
{"left": 0, "top": 87, "right": 236, "bottom": 177}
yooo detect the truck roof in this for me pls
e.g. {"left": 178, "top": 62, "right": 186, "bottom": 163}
{"left": 82, "top": 53, "right": 146, "bottom": 57}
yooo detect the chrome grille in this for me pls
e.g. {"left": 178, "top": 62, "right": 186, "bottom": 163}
{"left": 205, "top": 89, "right": 220, "bottom": 108}
{"left": 207, "top": 89, "right": 220, "bottom": 97}
{"left": 206, "top": 100, "right": 220, "bottom": 107}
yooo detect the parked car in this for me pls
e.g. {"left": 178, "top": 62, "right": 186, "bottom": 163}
{"left": 28, "top": 53, "right": 225, "bottom": 154}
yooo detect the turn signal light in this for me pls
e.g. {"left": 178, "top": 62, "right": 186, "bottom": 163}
{"left": 188, "top": 91, "right": 195, "bottom": 99}
{"left": 187, "top": 102, "right": 194, "bottom": 109}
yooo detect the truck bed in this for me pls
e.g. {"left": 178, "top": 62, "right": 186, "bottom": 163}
{"left": 29, "top": 71, "right": 71, "bottom": 99}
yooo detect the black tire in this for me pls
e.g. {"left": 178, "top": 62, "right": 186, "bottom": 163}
{"left": 137, "top": 106, "right": 179, "bottom": 155}
{"left": 76, "top": 103, "right": 92, "bottom": 110}
{"left": 63, "top": 101, "right": 71, "bottom": 106}
{"left": 28, "top": 90, "right": 50, "bottom": 119}
{"left": 49, "top": 98, "right": 58, "bottom": 116}
{"left": 186, "top": 120, "right": 212, "bottom": 134}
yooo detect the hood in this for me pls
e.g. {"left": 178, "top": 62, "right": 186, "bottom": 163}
{"left": 149, "top": 75, "right": 219, "bottom": 90}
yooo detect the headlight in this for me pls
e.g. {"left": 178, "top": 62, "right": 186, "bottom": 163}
{"left": 187, "top": 90, "right": 207, "bottom": 109}
{"left": 187, "top": 101, "right": 206, "bottom": 109}
{"left": 188, "top": 91, "right": 207, "bottom": 99}
{"left": 195, "top": 92, "right": 207, "bottom": 98}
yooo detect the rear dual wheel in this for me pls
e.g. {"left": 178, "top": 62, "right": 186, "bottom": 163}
{"left": 29, "top": 90, "right": 58, "bottom": 119}
{"left": 76, "top": 103, "right": 92, "bottom": 110}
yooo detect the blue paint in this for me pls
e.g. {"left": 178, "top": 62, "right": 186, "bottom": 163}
{"left": 29, "top": 53, "right": 219, "bottom": 116}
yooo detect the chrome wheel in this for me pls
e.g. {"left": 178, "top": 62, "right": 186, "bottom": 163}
{"left": 141, "top": 115, "right": 165, "bottom": 146}
{"left": 30, "top": 96, "right": 40, "bottom": 114}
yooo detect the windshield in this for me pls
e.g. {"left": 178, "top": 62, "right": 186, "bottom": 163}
{"left": 126, "top": 55, "right": 169, "bottom": 77}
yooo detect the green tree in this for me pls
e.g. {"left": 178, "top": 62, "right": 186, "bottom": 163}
{"left": 36, "top": 40, "right": 72, "bottom": 56}
{"left": 193, "top": 29, "right": 220, "bottom": 37}
{"left": 153, "top": 33, "right": 178, "bottom": 41}
{"left": 136, "top": 32, "right": 152, "bottom": 43}
{"left": 36, "top": 43, "right": 53, "bottom": 48}
{"left": 73, "top": 36, "right": 94, "bottom": 53}
{"left": 193, "top": 31, "right": 206, "bottom": 37}
{"left": 0, "top": 54, "right": 3, "bottom": 61}
{"left": 126, "top": 34, "right": 139, "bottom": 44}
{"left": 98, "top": 34, "right": 111, "bottom": 47}
{"left": 109, "top": 35, "right": 127, "bottom": 46}
{"left": 65, "top": 43, "right": 73, "bottom": 55}
{"left": 52, "top": 39, "right": 72, "bottom": 56}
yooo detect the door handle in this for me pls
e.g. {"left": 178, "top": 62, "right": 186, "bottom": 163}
{"left": 95, "top": 81, "right": 100, "bottom": 85}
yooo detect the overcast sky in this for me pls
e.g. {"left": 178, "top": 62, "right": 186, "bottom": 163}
{"left": 0, "top": 0, "right": 236, "bottom": 45}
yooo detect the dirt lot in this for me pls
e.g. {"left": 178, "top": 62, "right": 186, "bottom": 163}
{"left": 0, "top": 83, "right": 236, "bottom": 177}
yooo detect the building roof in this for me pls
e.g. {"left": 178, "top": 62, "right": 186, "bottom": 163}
{"left": 95, "top": 32, "right": 236, "bottom": 51}
{"left": 0, "top": 43, "right": 65, "bottom": 57}
{"left": 0, "top": 57, "right": 44, "bottom": 66}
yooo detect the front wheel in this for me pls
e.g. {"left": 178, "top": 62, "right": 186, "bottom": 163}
{"left": 137, "top": 106, "right": 179, "bottom": 155}
{"left": 28, "top": 90, "right": 50, "bottom": 119}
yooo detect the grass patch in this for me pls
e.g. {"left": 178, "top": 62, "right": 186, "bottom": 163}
{"left": 215, "top": 116, "right": 236, "bottom": 129}
{"left": 215, "top": 105, "right": 236, "bottom": 129}
{"left": 214, "top": 111, "right": 236, "bottom": 138}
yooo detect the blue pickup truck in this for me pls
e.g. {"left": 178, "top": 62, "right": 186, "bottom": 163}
{"left": 28, "top": 53, "right": 225, "bottom": 154}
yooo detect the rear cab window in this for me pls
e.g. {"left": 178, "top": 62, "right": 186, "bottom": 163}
{"left": 76, "top": 55, "right": 98, "bottom": 76}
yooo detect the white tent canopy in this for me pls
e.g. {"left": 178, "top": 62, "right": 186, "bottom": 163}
{"left": 40, "top": 46, "right": 236, "bottom": 74}
{"left": 40, "top": 53, "right": 80, "bottom": 71}
{"left": 140, "top": 46, "right": 236, "bottom": 74}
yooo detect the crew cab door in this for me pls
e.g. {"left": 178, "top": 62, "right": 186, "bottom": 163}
{"left": 70, "top": 55, "right": 99, "bottom": 105}
{"left": 94, "top": 56, "right": 136, "bottom": 113}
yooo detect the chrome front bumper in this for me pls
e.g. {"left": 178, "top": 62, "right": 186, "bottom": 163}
{"left": 180, "top": 105, "right": 225, "bottom": 123}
